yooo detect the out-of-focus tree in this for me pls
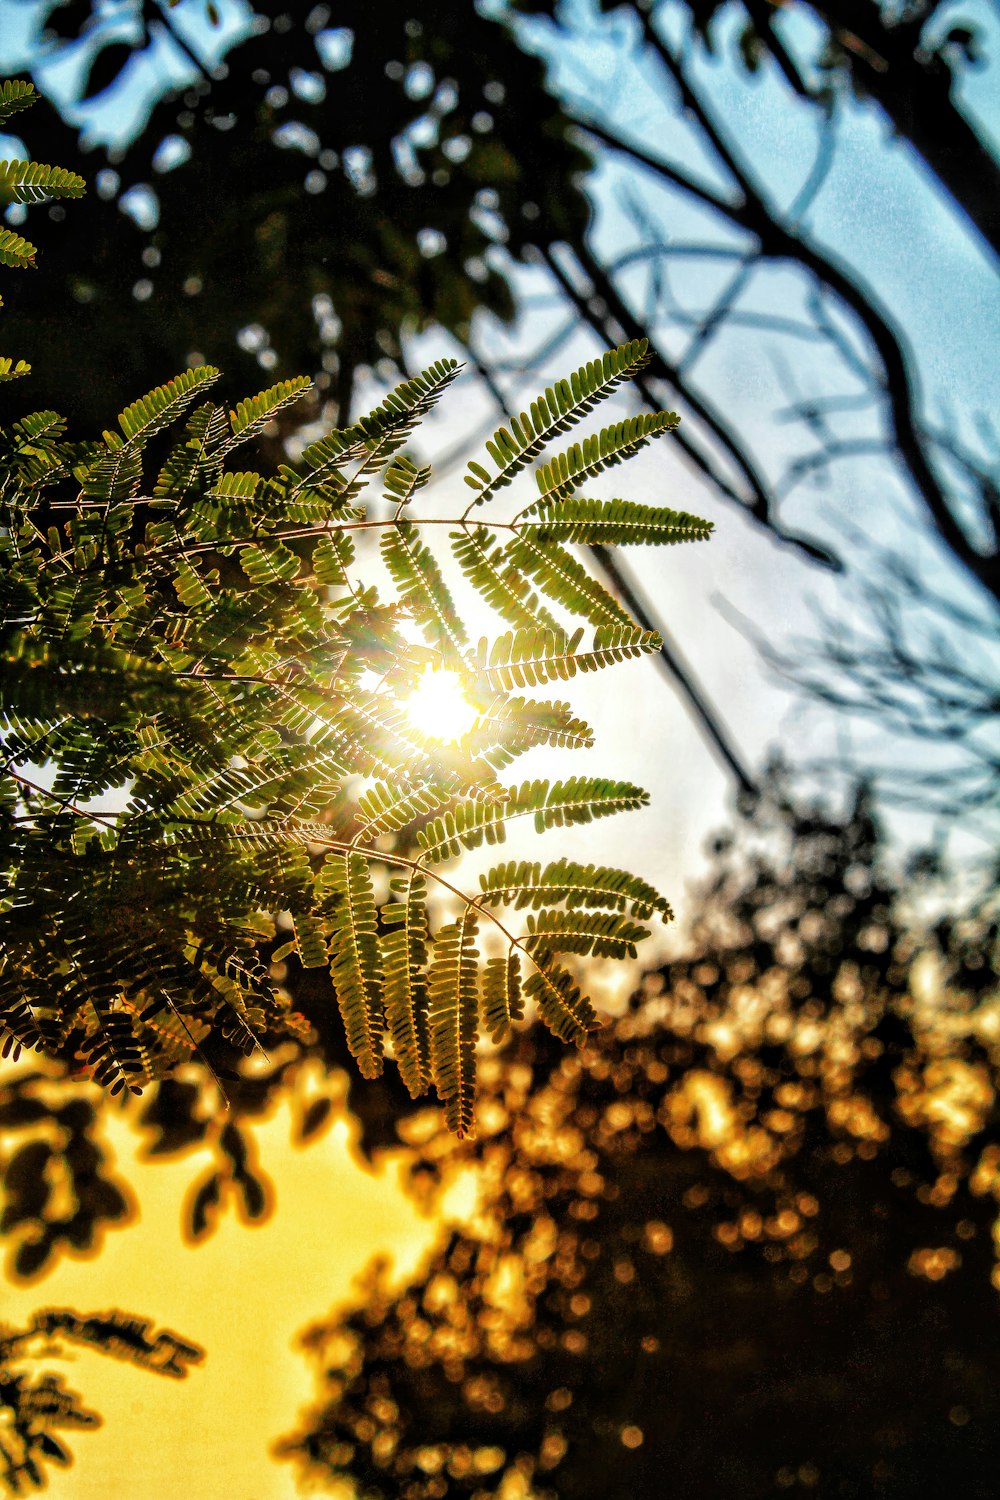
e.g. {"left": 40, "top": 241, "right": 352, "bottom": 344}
{"left": 0, "top": 1309, "right": 202, "bottom": 1492}
{"left": 278, "top": 774, "right": 1000, "bottom": 1498}
{"left": 0, "top": 1, "right": 592, "bottom": 427}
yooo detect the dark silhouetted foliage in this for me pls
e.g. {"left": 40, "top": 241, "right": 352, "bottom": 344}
{"left": 278, "top": 777, "right": 1000, "bottom": 1498}
{"left": 2, "top": 2, "right": 592, "bottom": 428}
{"left": 0, "top": 1309, "right": 202, "bottom": 1492}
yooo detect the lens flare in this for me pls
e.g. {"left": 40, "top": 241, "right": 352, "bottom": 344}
{"left": 404, "top": 666, "right": 478, "bottom": 742}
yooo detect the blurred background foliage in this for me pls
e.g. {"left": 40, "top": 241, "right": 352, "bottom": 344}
{"left": 1, "top": 0, "right": 998, "bottom": 1492}
{"left": 3, "top": 769, "right": 998, "bottom": 1490}
{"left": 0, "top": 0, "right": 592, "bottom": 425}
{"left": 277, "top": 776, "right": 1000, "bottom": 1499}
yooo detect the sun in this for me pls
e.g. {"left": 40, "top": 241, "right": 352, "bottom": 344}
{"left": 404, "top": 665, "right": 479, "bottom": 742}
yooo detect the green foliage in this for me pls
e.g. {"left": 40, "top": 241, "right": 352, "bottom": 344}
{"left": 0, "top": 339, "right": 711, "bottom": 1134}
{"left": 474, "top": 624, "right": 661, "bottom": 690}
{"left": 0, "top": 80, "right": 36, "bottom": 123}
{"left": 0, "top": 82, "right": 85, "bottom": 381}
{"left": 462, "top": 341, "right": 658, "bottom": 507}
{"left": 531, "top": 412, "right": 681, "bottom": 503}
{"left": 0, "top": 160, "right": 86, "bottom": 207}
{"left": 0, "top": 230, "right": 37, "bottom": 271}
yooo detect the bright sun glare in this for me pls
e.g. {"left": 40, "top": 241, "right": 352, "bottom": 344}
{"left": 405, "top": 666, "right": 479, "bottom": 742}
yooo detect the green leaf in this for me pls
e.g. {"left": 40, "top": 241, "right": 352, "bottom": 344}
{"left": 154, "top": 402, "right": 229, "bottom": 499}
{"left": 0, "top": 226, "right": 37, "bottom": 269}
{"left": 520, "top": 496, "right": 714, "bottom": 546}
{"left": 0, "top": 79, "right": 37, "bottom": 124}
{"left": 382, "top": 521, "right": 468, "bottom": 658}
{"left": 292, "top": 910, "right": 328, "bottom": 969}
{"left": 523, "top": 907, "right": 650, "bottom": 959}
{"left": 465, "top": 696, "right": 595, "bottom": 767}
{"left": 352, "top": 359, "right": 461, "bottom": 460}
{"left": 313, "top": 531, "right": 355, "bottom": 588}
{"left": 0, "top": 160, "right": 87, "bottom": 206}
{"left": 475, "top": 624, "right": 660, "bottom": 690}
{"left": 0, "top": 355, "right": 31, "bottom": 381}
{"left": 463, "top": 340, "right": 652, "bottom": 506}
{"left": 81, "top": 442, "right": 143, "bottom": 501}
{"left": 505, "top": 534, "right": 635, "bottom": 628}
{"left": 451, "top": 525, "right": 562, "bottom": 632}
{"left": 416, "top": 775, "right": 649, "bottom": 863}
{"left": 225, "top": 377, "right": 312, "bottom": 452}
{"left": 427, "top": 908, "right": 480, "bottom": 1136}
{"left": 381, "top": 873, "right": 432, "bottom": 1098}
{"left": 117, "top": 366, "right": 221, "bottom": 449}
{"left": 321, "top": 851, "right": 384, "bottom": 1078}
{"left": 0, "top": 339, "right": 700, "bottom": 1131}
{"left": 355, "top": 779, "right": 454, "bottom": 841}
{"left": 481, "top": 950, "right": 522, "bottom": 1044}
{"left": 477, "top": 858, "right": 673, "bottom": 920}
{"left": 209, "top": 470, "right": 262, "bottom": 501}
{"left": 384, "top": 453, "right": 431, "bottom": 507}
{"left": 530, "top": 411, "right": 679, "bottom": 502}
{"left": 524, "top": 950, "right": 599, "bottom": 1046}
{"left": 173, "top": 559, "right": 213, "bottom": 610}
{"left": 240, "top": 541, "right": 301, "bottom": 586}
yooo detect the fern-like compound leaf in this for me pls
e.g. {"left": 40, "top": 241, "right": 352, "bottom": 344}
{"left": 382, "top": 521, "right": 468, "bottom": 659}
{"left": 0, "top": 160, "right": 87, "bottom": 206}
{"left": 0, "top": 79, "right": 36, "bottom": 123}
{"left": 530, "top": 411, "right": 679, "bottom": 503}
{"left": 0, "top": 968, "right": 43, "bottom": 1061}
{"left": 291, "top": 910, "right": 328, "bottom": 970}
{"left": 321, "top": 851, "right": 384, "bottom": 1079}
{"left": 477, "top": 858, "right": 673, "bottom": 920}
{"left": 474, "top": 624, "right": 660, "bottom": 690}
{"left": 0, "top": 355, "right": 31, "bottom": 381}
{"left": 416, "top": 776, "right": 649, "bottom": 863}
{"left": 450, "top": 525, "right": 562, "bottom": 633}
{"left": 312, "top": 531, "right": 356, "bottom": 589}
{"left": 81, "top": 442, "right": 143, "bottom": 502}
{"left": 481, "top": 950, "right": 522, "bottom": 1044}
{"left": 384, "top": 453, "right": 431, "bottom": 507}
{"left": 0, "top": 334, "right": 707, "bottom": 1128}
{"left": 116, "top": 366, "right": 221, "bottom": 448}
{"left": 381, "top": 873, "right": 432, "bottom": 1098}
{"left": 355, "top": 779, "right": 454, "bottom": 841}
{"left": 353, "top": 358, "right": 461, "bottom": 458}
{"left": 524, "top": 950, "right": 599, "bottom": 1046}
{"left": 504, "top": 534, "right": 634, "bottom": 629}
{"left": 224, "top": 377, "right": 312, "bottom": 453}
{"left": 153, "top": 402, "right": 229, "bottom": 499}
{"left": 520, "top": 496, "right": 715, "bottom": 546}
{"left": 523, "top": 908, "right": 650, "bottom": 959}
{"left": 462, "top": 339, "right": 652, "bottom": 506}
{"left": 427, "top": 908, "right": 480, "bottom": 1136}
{"left": 0, "top": 227, "right": 36, "bottom": 269}
{"left": 467, "top": 695, "right": 595, "bottom": 759}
